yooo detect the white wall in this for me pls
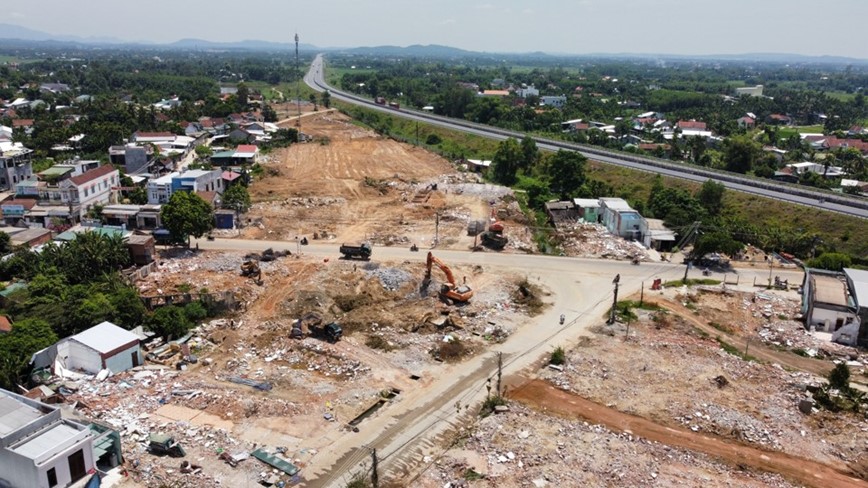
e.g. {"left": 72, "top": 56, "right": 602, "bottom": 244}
{"left": 64, "top": 341, "right": 102, "bottom": 374}
{"left": 36, "top": 438, "right": 95, "bottom": 488}
{"left": 104, "top": 345, "right": 141, "bottom": 374}
{"left": 808, "top": 306, "right": 854, "bottom": 332}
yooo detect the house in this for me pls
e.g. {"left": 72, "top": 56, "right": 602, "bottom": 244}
{"left": 0, "top": 141, "right": 34, "bottom": 191}
{"left": 39, "top": 83, "right": 70, "bottom": 94}
{"left": 762, "top": 146, "right": 788, "bottom": 163}
{"left": 131, "top": 131, "right": 176, "bottom": 144}
{"left": 126, "top": 234, "right": 155, "bottom": 265}
{"left": 801, "top": 269, "right": 858, "bottom": 337}
{"left": 676, "top": 120, "right": 707, "bottom": 131}
{"left": 735, "top": 85, "right": 764, "bottom": 97}
{"left": 544, "top": 201, "right": 577, "bottom": 226}
{"left": 561, "top": 119, "right": 589, "bottom": 132}
{"left": 464, "top": 159, "right": 491, "bottom": 172}
{"left": 643, "top": 218, "right": 676, "bottom": 250}
{"left": 0, "top": 316, "right": 10, "bottom": 334}
{"left": 1, "top": 198, "right": 37, "bottom": 225}
{"left": 60, "top": 164, "right": 120, "bottom": 218}
{"left": 638, "top": 143, "right": 671, "bottom": 156}
{"left": 737, "top": 116, "right": 756, "bottom": 129}
{"left": 785, "top": 162, "right": 846, "bottom": 178}
{"left": 847, "top": 125, "right": 867, "bottom": 137}
{"left": 766, "top": 114, "right": 792, "bottom": 125}
{"left": 172, "top": 169, "right": 223, "bottom": 194}
{"left": 228, "top": 128, "right": 255, "bottom": 143}
{"left": 540, "top": 95, "right": 567, "bottom": 108}
{"left": 9, "top": 227, "right": 53, "bottom": 248}
{"left": 479, "top": 90, "right": 510, "bottom": 98}
{"left": 841, "top": 268, "right": 868, "bottom": 346}
{"left": 41, "top": 321, "right": 143, "bottom": 375}
{"left": 101, "top": 204, "right": 142, "bottom": 229}
{"left": 572, "top": 198, "right": 601, "bottom": 223}
{"left": 599, "top": 198, "right": 646, "bottom": 241}
{"left": 147, "top": 172, "right": 177, "bottom": 204}
{"left": 516, "top": 85, "right": 539, "bottom": 98}
{"left": 0, "top": 125, "right": 12, "bottom": 142}
{"left": 109, "top": 144, "right": 156, "bottom": 175}
{"left": 840, "top": 179, "right": 868, "bottom": 194}
{"left": 0, "top": 388, "right": 96, "bottom": 488}
{"left": 222, "top": 170, "right": 242, "bottom": 187}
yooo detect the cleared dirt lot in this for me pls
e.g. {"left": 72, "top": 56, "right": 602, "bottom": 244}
{"left": 242, "top": 112, "right": 529, "bottom": 250}
{"left": 414, "top": 287, "right": 868, "bottom": 488}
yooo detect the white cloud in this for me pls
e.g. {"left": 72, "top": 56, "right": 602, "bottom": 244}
{"left": 440, "top": 19, "right": 457, "bottom": 25}
{"left": 10, "top": 12, "right": 25, "bottom": 19}
{"left": 522, "top": 8, "right": 535, "bottom": 14}
{"left": 475, "top": 3, "right": 495, "bottom": 9}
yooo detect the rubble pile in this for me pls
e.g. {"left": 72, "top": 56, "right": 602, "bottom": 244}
{"left": 536, "top": 305, "right": 868, "bottom": 470}
{"left": 557, "top": 222, "right": 648, "bottom": 260}
{"left": 363, "top": 263, "right": 413, "bottom": 291}
{"left": 418, "top": 404, "right": 798, "bottom": 488}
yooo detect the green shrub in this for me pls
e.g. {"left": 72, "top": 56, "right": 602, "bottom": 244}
{"left": 550, "top": 346, "right": 566, "bottom": 366}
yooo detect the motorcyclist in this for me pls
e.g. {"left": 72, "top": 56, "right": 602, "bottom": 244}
{"left": 559, "top": 314, "right": 565, "bottom": 325}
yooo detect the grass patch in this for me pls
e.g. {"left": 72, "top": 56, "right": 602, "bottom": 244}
{"left": 550, "top": 346, "right": 566, "bottom": 366}
{"left": 479, "top": 395, "right": 508, "bottom": 418}
{"left": 662, "top": 278, "right": 722, "bottom": 288}
{"left": 345, "top": 473, "right": 372, "bottom": 488}
{"left": 463, "top": 468, "right": 485, "bottom": 481}
{"left": 513, "top": 278, "right": 547, "bottom": 315}
{"left": 716, "top": 336, "right": 758, "bottom": 362}
{"left": 708, "top": 321, "right": 734, "bottom": 334}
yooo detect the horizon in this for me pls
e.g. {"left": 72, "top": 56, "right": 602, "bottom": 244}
{"left": 4, "top": 0, "right": 868, "bottom": 59}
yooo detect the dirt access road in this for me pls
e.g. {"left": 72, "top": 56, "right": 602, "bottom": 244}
{"left": 510, "top": 379, "right": 867, "bottom": 488}
{"left": 196, "top": 238, "right": 817, "bottom": 487}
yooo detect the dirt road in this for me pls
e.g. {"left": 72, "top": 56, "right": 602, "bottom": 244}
{"left": 510, "top": 379, "right": 867, "bottom": 488}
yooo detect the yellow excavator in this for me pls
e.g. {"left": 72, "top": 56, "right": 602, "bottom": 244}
{"left": 424, "top": 252, "right": 473, "bottom": 303}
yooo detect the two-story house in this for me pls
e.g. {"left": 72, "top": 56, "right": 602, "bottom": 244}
{"left": 147, "top": 169, "right": 223, "bottom": 204}
{"left": 59, "top": 165, "right": 119, "bottom": 217}
{"left": 0, "top": 388, "right": 96, "bottom": 488}
{"left": 0, "top": 141, "right": 34, "bottom": 191}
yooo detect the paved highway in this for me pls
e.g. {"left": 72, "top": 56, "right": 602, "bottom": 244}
{"left": 304, "top": 55, "right": 868, "bottom": 219}
{"left": 195, "top": 237, "right": 804, "bottom": 486}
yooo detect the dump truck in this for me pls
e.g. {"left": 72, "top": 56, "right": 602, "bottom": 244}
{"left": 424, "top": 252, "right": 473, "bottom": 303}
{"left": 480, "top": 221, "right": 508, "bottom": 250}
{"left": 290, "top": 313, "right": 342, "bottom": 342}
{"left": 148, "top": 434, "right": 186, "bottom": 458}
{"left": 311, "top": 322, "right": 343, "bottom": 343}
{"left": 340, "top": 242, "right": 372, "bottom": 260}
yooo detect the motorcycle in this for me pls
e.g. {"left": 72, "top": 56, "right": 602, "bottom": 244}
{"left": 632, "top": 257, "right": 641, "bottom": 265}
{"left": 559, "top": 314, "right": 565, "bottom": 325}
{"left": 702, "top": 268, "right": 711, "bottom": 276}
{"left": 300, "top": 237, "right": 308, "bottom": 245}
{"left": 410, "top": 244, "right": 419, "bottom": 252}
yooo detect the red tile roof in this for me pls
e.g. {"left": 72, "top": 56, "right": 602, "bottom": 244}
{"left": 134, "top": 131, "right": 174, "bottom": 138}
{"left": 69, "top": 164, "right": 117, "bottom": 186}
{"left": 12, "top": 119, "right": 33, "bottom": 127}
{"left": 222, "top": 171, "right": 241, "bottom": 181}
{"left": 1, "top": 198, "right": 37, "bottom": 210}
{"left": 677, "top": 120, "right": 707, "bottom": 130}
{"left": 0, "top": 316, "right": 11, "bottom": 333}
{"left": 235, "top": 144, "right": 258, "bottom": 153}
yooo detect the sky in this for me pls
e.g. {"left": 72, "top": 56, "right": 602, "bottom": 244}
{"left": 6, "top": 0, "right": 868, "bottom": 59}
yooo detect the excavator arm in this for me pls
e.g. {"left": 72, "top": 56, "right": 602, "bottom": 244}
{"left": 426, "top": 252, "right": 456, "bottom": 286}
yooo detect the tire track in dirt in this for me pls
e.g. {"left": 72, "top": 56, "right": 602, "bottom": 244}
{"left": 510, "top": 379, "right": 867, "bottom": 488}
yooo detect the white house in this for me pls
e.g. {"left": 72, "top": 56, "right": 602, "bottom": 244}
{"left": 599, "top": 198, "right": 647, "bottom": 241}
{"left": 0, "top": 389, "right": 96, "bottom": 488}
{"left": 801, "top": 269, "right": 857, "bottom": 335}
{"left": 147, "top": 171, "right": 178, "bottom": 204}
{"left": 59, "top": 164, "right": 119, "bottom": 218}
{"left": 540, "top": 95, "right": 567, "bottom": 108}
{"left": 517, "top": 85, "right": 539, "bottom": 98}
{"left": 54, "top": 322, "right": 143, "bottom": 375}
{"left": 786, "top": 162, "right": 846, "bottom": 178}
{"left": 735, "top": 85, "right": 764, "bottom": 97}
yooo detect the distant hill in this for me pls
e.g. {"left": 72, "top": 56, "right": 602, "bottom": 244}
{"left": 335, "top": 44, "right": 475, "bottom": 57}
{"left": 0, "top": 23, "right": 865, "bottom": 64}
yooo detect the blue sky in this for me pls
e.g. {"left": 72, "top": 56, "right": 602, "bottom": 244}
{"left": 8, "top": 0, "right": 868, "bottom": 58}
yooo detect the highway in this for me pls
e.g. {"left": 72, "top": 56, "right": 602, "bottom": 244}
{"left": 304, "top": 54, "right": 868, "bottom": 219}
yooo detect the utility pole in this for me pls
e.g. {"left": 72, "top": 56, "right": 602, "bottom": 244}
{"left": 496, "top": 352, "right": 503, "bottom": 397}
{"left": 371, "top": 448, "right": 379, "bottom": 488}
{"left": 434, "top": 212, "right": 440, "bottom": 247}
{"left": 683, "top": 259, "right": 690, "bottom": 284}
{"left": 608, "top": 274, "right": 620, "bottom": 325}
{"left": 295, "top": 33, "right": 302, "bottom": 134}
{"left": 640, "top": 281, "right": 644, "bottom": 306}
